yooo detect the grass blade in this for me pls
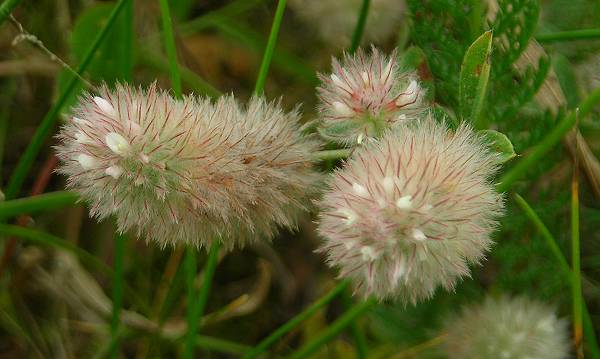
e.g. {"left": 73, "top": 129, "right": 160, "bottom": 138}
{"left": 159, "top": 0, "right": 182, "bottom": 97}
{"left": 242, "top": 279, "right": 350, "bottom": 359}
{"left": 537, "top": 28, "right": 600, "bottom": 43}
{"left": 349, "top": 0, "right": 371, "bottom": 53}
{"left": 0, "top": 191, "right": 78, "bottom": 219}
{"left": 571, "top": 141, "right": 583, "bottom": 358}
{"left": 285, "top": 298, "right": 376, "bottom": 359}
{"left": 254, "top": 0, "right": 287, "bottom": 94}
{"left": 4, "top": 0, "right": 129, "bottom": 200}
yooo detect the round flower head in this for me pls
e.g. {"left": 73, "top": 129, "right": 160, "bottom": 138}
{"left": 289, "top": 0, "right": 405, "bottom": 48}
{"left": 56, "top": 83, "right": 321, "bottom": 250}
{"left": 316, "top": 118, "right": 504, "bottom": 303}
{"left": 444, "top": 296, "right": 570, "bottom": 359}
{"left": 317, "top": 47, "right": 425, "bottom": 146}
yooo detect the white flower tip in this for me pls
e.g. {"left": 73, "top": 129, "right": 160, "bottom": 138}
{"left": 105, "top": 132, "right": 130, "bottom": 155}
{"left": 361, "top": 71, "right": 370, "bottom": 85}
{"left": 357, "top": 133, "right": 364, "bottom": 144}
{"left": 332, "top": 101, "right": 354, "bottom": 117}
{"left": 382, "top": 176, "right": 394, "bottom": 194}
{"left": 93, "top": 96, "right": 116, "bottom": 117}
{"left": 72, "top": 117, "right": 88, "bottom": 125}
{"left": 75, "top": 132, "right": 92, "bottom": 144}
{"left": 412, "top": 228, "right": 427, "bottom": 241}
{"left": 76, "top": 153, "right": 96, "bottom": 170}
{"left": 338, "top": 207, "right": 358, "bottom": 225}
{"left": 105, "top": 165, "right": 123, "bottom": 179}
{"left": 140, "top": 153, "right": 150, "bottom": 163}
{"left": 352, "top": 182, "right": 369, "bottom": 197}
{"left": 396, "top": 195, "right": 413, "bottom": 209}
{"left": 360, "top": 245, "right": 377, "bottom": 262}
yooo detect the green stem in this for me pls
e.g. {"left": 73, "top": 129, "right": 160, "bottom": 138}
{"left": 341, "top": 290, "right": 367, "bottom": 359}
{"left": 110, "top": 234, "right": 126, "bottom": 358}
{"left": 349, "top": 0, "right": 371, "bottom": 53}
{"left": 514, "top": 194, "right": 600, "bottom": 358}
{"left": 312, "top": 149, "right": 351, "bottom": 162}
{"left": 182, "top": 242, "right": 221, "bottom": 359}
{"left": 572, "top": 164, "right": 583, "bottom": 357}
{"left": 159, "top": 0, "right": 182, "bottom": 97}
{"left": 0, "top": 0, "right": 21, "bottom": 25}
{"left": 254, "top": 0, "right": 287, "bottom": 94}
{"left": 496, "top": 86, "right": 600, "bottom": 193}
{"left": 285, "top": 298, "right": 376, "bottom": 359}
{"left": 0, "top": 191, "right": 79, "bottom": 219}
{"left": 123, "top": 0, "right": 134, "bottom": 81}
{"left": 4, "top": 0, "right": 129, "bottom": 200}
{"left": 242, "top": 280, "right": 350, "bottom": 359}
{"left": 195, "top": 335, "right": 252, "bottom": 356}
{"left": 537, "top": 28, "right": 600, "bottom": 43}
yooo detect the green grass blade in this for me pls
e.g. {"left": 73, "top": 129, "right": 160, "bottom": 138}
{"left": 242, "top": 280, "right": 350, "bottom": 359}
{"left": 285, "top": 298, "right": 376, "bottom": 359}
{"left": 254, "top": 0, "right": 287, "bottom": 94}
{"left": 514, "top": 193, "right": 600, "bottom": 358}
{"left": 159, "top": 0, "right": 182, "bottom": 97}
{"left": 572, "top": 159, "right": 583, "bottom": 358}
{"left": 0, "top": 0, "right": 21, "bottom": 25}
{"left": 4, "top": 0, "right": 129, "bottom": 200}
{"left": 0, "top": 191, "right": 79, "bottom": 219}
{"left": 497, "top": 86, "right": 600, "bottom": 192}
{"left": 110, "top": 234, "right": 126, "bottom": 359}
{"left": 349, "top": 0, "right": 371, "bottom": 53}
{"left": 196, "top": 334, "right": 252, "bottom": 356}
{"left": 537, "top": 28, "right": 600, "bottom": 43}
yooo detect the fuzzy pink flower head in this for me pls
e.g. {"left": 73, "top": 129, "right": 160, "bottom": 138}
{"left": 317, "top": 47, "right": 425, "bottom": 146}
{"left": 317, "top": 118, "right": 504, "bottom": 303}
{"left": 56, "top": 83, "right": 321, "bottom": 250}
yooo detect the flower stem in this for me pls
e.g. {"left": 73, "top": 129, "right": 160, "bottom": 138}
{"left": 312, "top": 149, "right": 351, "bottom": 161}
{"left": 158, "top": 0, "right": 182, "bottom": 98}
{"left": 571, "top": 149, "right": 583, "bottom": 359}
{"left": 110, "top": 234, "right": 126, "bottom": 358}
{"left": 514, "top": 193, "right": 599, "bottom": 358}
{"left": 4, "top": 0, "right": 130, "bottom": 200}
{"left": 0, "top": 191, "right": 78, "bottom": 219}
{"left": 242, "top": 279, "right": 350, "bottom": 359}
{"left": 496, "top": 86, "right": 600, "bottom": 192}
{"left": 254, "top": 0, "right": 287, "bottom": 94}
{"left": 285, "top": 297, "right": 376, "bottom": 359}
{"left": 349, "top": 0, "right": 371, "bottom": 53}
{"left": 537, "top": 28, "right": 600, "bottom": 43}
{"left": 182, "top": 242, "right": 221, "bottom": 359}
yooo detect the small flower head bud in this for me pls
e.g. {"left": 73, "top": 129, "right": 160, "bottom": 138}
{"left": 317, "top": 47, "right": 425, "bottom": 145}
{"left": 56, "top": 84, "right": 321, "bottom": 250}
{"left": 316, "top": 118, "right": 504, "bottom": 303}
{"left": 444, "top": 296, "right": 570, "bottom": 359}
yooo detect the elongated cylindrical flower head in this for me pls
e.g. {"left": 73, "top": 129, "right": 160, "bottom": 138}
{"left": 56, "top": 84, "right": 321, "bottom": 250}
{"left": 289, "top": 0, "right": 405, "bottom": 48}
{"left": 444, "top": 296, "right": 570, "bottom": 359}
{"left": 317, "top": 47, "right": 425, "bottom": 145}
{"left": 317, "top": 119, "right": 504, "bottom": 303}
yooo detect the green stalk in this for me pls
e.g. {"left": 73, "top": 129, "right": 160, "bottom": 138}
{"left": 312, "top": 149, "right": 351, "bottom": 162}
{"left": 159, "top": 0, "right": 182, "bottom": 97}
{"left": 254, "top": 0, "right": 287, "bottom": 94}
{"left": 0, "top": 0, "right": 21, "bottom": 25}
{"left": 242, "top": 279, "right": 350, "bottom": 359}
{"left": 497, "top": 86, "right": 600, "bottom": 192}
{"left": 349, "top": 0, "right": 371, "bottom": 53}
{"left": 572, "top": 161, "right": 583, "bottom": 358}
{"left": 182, "top": 242, "right": 221, "bottom": 359}
{"left": 110, "top": 234, "right": 126, "bottom": 359}
{"left": 123, "top": 0, "right": 134, "bottom": 81}
{"left": 0, "top": 191, "right": 78, "bottom": 219}
{"left": 537, "top": 28, "right": 600, "bottom": 43}
{"left": 514, "top": 194, "right": 599, "bottom": 358}
{"left": 285, "top": 298, "right": 376, "bottom": 359}
{"left": 195, "top": 335, "right": 252, "bottom": 356}
{"left": 4, "top": 0, "right": 129, "bottom": 200}
{"left": 341, "top": 290, "right": 367, "bottom": 359}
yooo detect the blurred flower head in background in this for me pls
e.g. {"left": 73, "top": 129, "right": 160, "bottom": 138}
{"left": 317, "top": 47, "right": 425, "bottom": 146}
{"left": 56, "top": 83, "right": 321, "bottom": 250}
{"left": 317, "top": 118, "right": 504, "bottom": 303}
{"left": 443, "top": 295, "right": 570, "bottom": 359}
{"left": 289, "top": 0, "right": 405, "bottom": 48}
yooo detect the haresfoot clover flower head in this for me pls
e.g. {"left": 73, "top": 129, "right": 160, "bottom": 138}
{"left": 316, "top": 118, "right": 504, "bottom": 303}
{"left": 317, "top": 47, "right": 425, "bottom": 146}
{"left": 444, "top": 296, "right": 570, "bottom": 359}
{"left": 56, "top": 83, "right": 321, "bottom": 250}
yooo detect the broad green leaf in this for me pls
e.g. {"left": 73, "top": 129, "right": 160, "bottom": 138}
{"left": 459, "top": 30, "right": 493, "bottom": 128}
{"left": 480, "top": 129, "right": 516, "bottom": 164}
